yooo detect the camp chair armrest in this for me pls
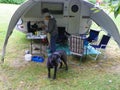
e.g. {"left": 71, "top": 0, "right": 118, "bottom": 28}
{"left": 100, "top": 44, "right": 107, "bottom": 49}
{"left": 101, "top": 44, "right": 106, "bottom": 46}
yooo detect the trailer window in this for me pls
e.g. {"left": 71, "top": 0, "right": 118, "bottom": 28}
{"left": 41, "top": 2, "right": 64, "bottom": 15}
{"left": 71, "top": 5, "right": 79, "bottom": 13}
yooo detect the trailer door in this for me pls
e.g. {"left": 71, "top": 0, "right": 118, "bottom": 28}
{"left": 68, "top": 0, "right": 81, "bottom": 34}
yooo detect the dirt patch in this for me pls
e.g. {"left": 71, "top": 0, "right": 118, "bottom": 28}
{"left": 109, "top": 65, "right": 120, "bottom": 73}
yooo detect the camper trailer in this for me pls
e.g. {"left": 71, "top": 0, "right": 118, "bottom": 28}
{"left": 1, "top": 0, "right": 120, "bottom": 61}
{"left": 17, "top": 0, "right": 92, "bottom": 35}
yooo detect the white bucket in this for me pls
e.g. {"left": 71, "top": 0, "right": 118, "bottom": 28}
{"left": 24, "top": 54, "right": 32, "bottom": 61}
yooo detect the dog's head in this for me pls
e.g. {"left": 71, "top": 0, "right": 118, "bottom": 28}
{"left": 49, "top": 54, "right": 59, "bottom": 66}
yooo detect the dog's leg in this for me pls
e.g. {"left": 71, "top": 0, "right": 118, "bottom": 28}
{"left": 64, "top": 61, "right": 68, "bottom": 71}
{"left": 59, "top": 62, "right": 63, "bottom": 68}
{"left": 63, "top": 56, "right": 68, "bottom": 71}
{"left": 48, "top": 67, "right": 51, "bottom": 78}
{"left": 53, "top": 66, "right": 57, "bottom": 79}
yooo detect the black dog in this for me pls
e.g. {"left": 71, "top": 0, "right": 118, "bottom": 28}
{"left": 47, "top": 50, "right": 68, "bottom": 79}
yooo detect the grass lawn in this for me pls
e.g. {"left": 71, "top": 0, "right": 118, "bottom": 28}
{"left": 0, "top": 3, "right": 120, "bottom": 90}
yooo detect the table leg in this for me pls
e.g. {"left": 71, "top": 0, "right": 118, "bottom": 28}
{"left": 30, "top": 39, "right": 32, "bottom": 54}
{"left": 40, "top": 42, "right": 41, "bottom": 55}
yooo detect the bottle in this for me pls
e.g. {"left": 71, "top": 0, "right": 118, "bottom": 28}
{"left": 24, "top": 50, "right": 32, "bottom": 61}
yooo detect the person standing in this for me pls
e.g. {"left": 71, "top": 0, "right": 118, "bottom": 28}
{"left": 42, "top": 9, "right": 58, "bottom": 53}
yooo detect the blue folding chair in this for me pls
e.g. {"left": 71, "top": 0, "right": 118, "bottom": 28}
{"left": 90, "top": 35, "right": 111, "bottom": 60}
{"left": 86, "top": 29, "right": 100, "bottom": 43}
{"left": 91, "top": 35, "right": 111, "bottom": 49}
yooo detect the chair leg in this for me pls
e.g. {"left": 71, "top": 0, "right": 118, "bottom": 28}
{"left": 94, "top": 53, "right": 99, "bottom": 60}
{"left": 103, "top": 49, "right": 107, "bottom": 59}
{"left": 79, "top": 56, "right": 82, "bottom": 65}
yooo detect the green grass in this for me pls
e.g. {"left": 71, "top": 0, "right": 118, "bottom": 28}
{"left": 0, "top": 3, "right": 120, "bottom": 90}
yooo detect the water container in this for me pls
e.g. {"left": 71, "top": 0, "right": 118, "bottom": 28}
{"left": 24, "top": 54, "right": 32, "bottom": 61}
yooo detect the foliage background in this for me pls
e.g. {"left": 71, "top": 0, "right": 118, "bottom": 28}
{"left": 0, "top": 0, "right": 110, "bottom": 4}
{"left": 0, "top": 0, "right": 26, "bottom": 4}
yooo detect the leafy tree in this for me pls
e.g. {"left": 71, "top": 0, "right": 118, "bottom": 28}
{"left": 0, "top": 0, "right": 25, "bottom": 4}
{"left": 109, "top": 0, "right": 120, "bottom": 17}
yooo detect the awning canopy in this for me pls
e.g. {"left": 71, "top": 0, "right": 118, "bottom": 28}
{"left": 1, "top": 0, "right": 120, "bottom": 62}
